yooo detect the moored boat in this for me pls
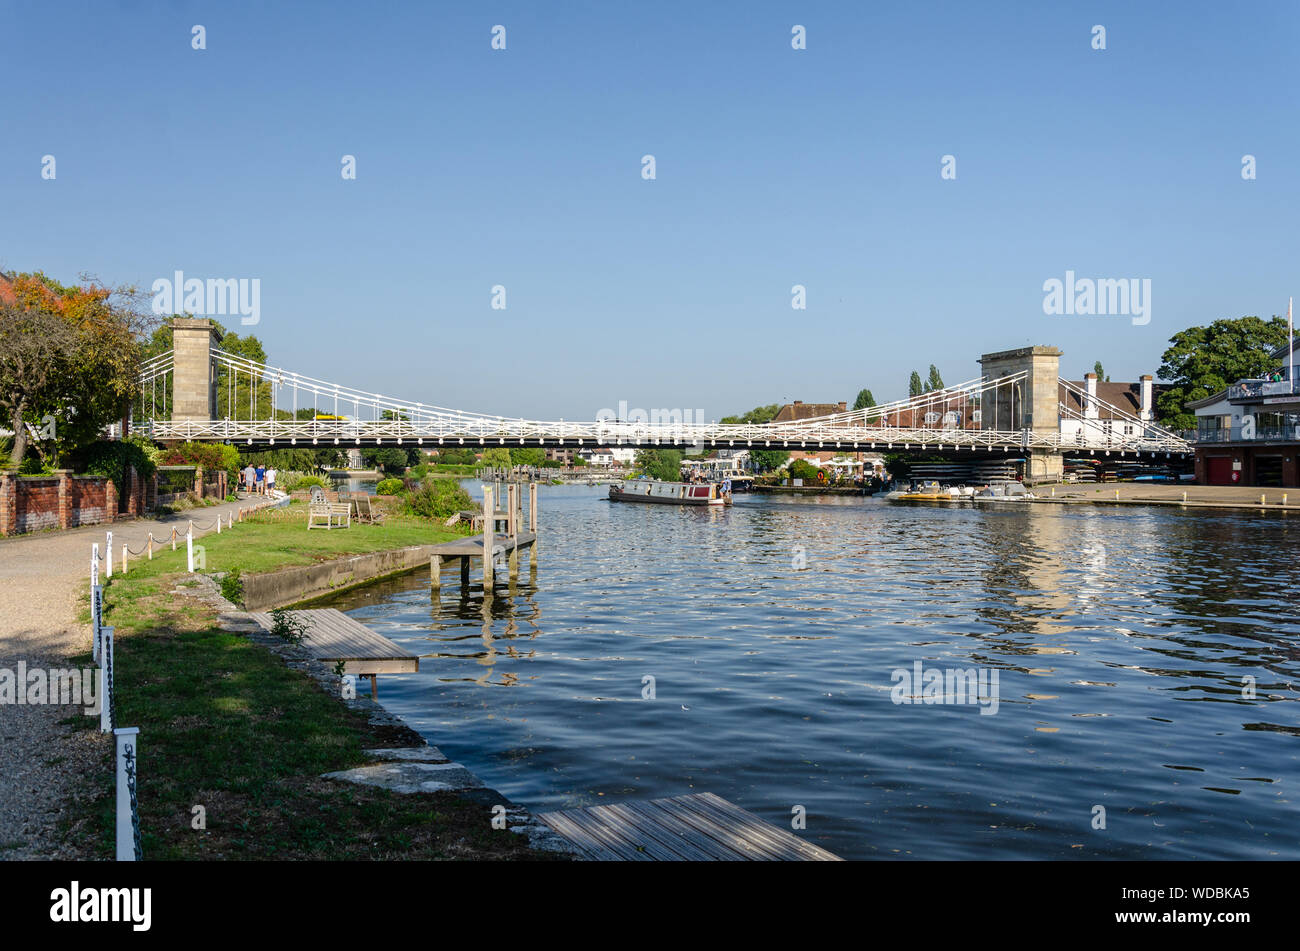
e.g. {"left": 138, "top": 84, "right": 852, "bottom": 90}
{"left": 609, "top": 480, "right": 730, "bottom": 506}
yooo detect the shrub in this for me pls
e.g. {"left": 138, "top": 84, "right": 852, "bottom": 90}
{"left": 220, "top": 567, "right": 243, "bottom": 605}
{"left": 404, "top": 478, "right": 473, "bottom": 521}
{"left": 269, "top": 607, "right": 307, "bottom": 645}
{"left": 72, "top": 436, "right": 158, "bottom": 488}
{"left": 375, "top": 477, "right": 404, "bottom": 495}
{"left": 788, "top": 458, "right": 823, "bottom": 482}
{"left": 289, "top": 475, "right": 329, "bottom": 492}
{"left": 159, "top": 441, "right": 240, "bottom": 482}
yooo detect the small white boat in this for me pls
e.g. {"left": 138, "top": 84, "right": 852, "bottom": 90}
{"left": 973, "top": 481, "right": 1035, "bottom": 501}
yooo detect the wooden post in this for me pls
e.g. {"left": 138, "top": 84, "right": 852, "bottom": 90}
{"left": 430, "top": 553, "right": 441, "bottom": 592}
{"left": 508, "top": 483, "right": 519, "bottom": 581}
{"left": 460, "top": 556, "right": 470, "bottom": 588}
{"left": 482, "top": 485, "right": 494, "bottom": 592}
{"left": 529, "top": 482, "right": 537, "bottom": 532}
{"left": 147, "top": 533, "right": 153, "bottom": 560}
{"left": 121, "top": 543, "right": 128, "bottom": 575}
{"left": 106, "top": 531, "right": 113, "bottom": 578}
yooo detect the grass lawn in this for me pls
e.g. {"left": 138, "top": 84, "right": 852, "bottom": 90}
{"left": 69, "top": 501, "right": 560, "bottom": 860}
{"left": 120, "top": 499, "right": 465, "bottom": 581}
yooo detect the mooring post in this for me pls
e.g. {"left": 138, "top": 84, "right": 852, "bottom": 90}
{"left": 460, "top": 555, "right": 470, "bottom": 588}
{"left": 430, "top": 553, "right": 441, "bottom": 592}
{"left": 508, "top": 485, "right": 519, "bottom": 582}
{"left": 529, "top": 481, "right": 537, "bottom": 533}
{"left": 482, "top": 485, "right": 494, "bottom": 592}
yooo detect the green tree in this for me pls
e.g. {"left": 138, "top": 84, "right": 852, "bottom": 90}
{"left": 480, "top": 447, "right": 512, "bottom": 468}
{"left": 926, "top": 365, "right": 945, "bottom": 392}
{"left": 510, "top": 447, "right": 545, "bottom": 466}
{"left": 908, "top": 371, "right": 923, "bottom": 397}
{"left": 0, "top": 272, "right": 151, "bottom": 467}
{"left": 635, "top": 448, "right": 682, "bottom": 481}
{"left": 1156, "top": 315, "right": 1289, "bottom": 428}
{"left": 787, "top": 458, "right": 823, "bottom": 481}
{"left": 852, "top": 389, "right": 876, "bottom": 410}
{"left": 1093, "top": 361, "right": 1109, "bottom": 382}
{"left": 749, "top": 448, "right": 790, "bottom": 472}
{"left": 720, "top": 404, "right": 780, "bottom": 424}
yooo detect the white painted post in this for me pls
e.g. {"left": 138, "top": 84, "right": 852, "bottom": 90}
{"left": 217, "top": 515, "right": 221, "bottom": 534}
{"left": 147, "top": 532, "right": 153, "bottom": 560}
{"left": 99, "top": 626, "right": 114, "bottom": 733}
{"left": 113, "top": 727, "right": 140, "bottom": 861}
{"left": 91, "top": 583, "right": 102, "bottom": 664}
{"left": 121, "top": 543, "right": 128, "bottom": 575}
{"left": 171, "top": 528, "right": 176, "bottom": 551}
{"left": 186, "top": 529, "right": 194, "bottom": 572}
{"left": 91, "top": 543, "right": 100, "bottom": 588}
{"left": 105, "top": 530, "right": 113, "bottom": 578}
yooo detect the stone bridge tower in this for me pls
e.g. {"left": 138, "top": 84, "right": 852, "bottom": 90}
{"left": 978, "top": 345, "right": 1063, "bottom": 485}
{"left": 171, "top": 317, "right": 222, "bottom": 422}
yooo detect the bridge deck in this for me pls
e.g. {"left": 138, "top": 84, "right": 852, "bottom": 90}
{"left": 539, "top": 792, "right": 842, "bottom": 861}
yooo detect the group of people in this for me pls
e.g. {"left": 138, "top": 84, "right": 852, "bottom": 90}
{"left": 239, "top": 463, "right": 276, "bottom": 496}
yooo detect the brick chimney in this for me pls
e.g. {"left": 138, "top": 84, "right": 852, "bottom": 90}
{"left": 1139, "top": 374, "right": 1153, "bottom": 421}
{"left": 837, "top": 401, "right": 847, "bottom": 412}
{"left": 1083, "top": 373, "right": 1099, "bottom": 419}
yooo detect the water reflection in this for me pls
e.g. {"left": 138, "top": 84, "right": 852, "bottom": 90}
{"left": 324, "top": 486, "right": 1300, "bottom": 859}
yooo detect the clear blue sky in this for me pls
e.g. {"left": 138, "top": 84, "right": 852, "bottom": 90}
{"left": 3, "top": 1, "right": 1297, "bottom": 419}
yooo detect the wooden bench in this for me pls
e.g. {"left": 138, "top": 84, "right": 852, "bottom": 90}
{"left": 308, "top": 501, "right": 352, "bottom": 529}
{"left": 352, "top": 495, "right": 384, "bottom": 524}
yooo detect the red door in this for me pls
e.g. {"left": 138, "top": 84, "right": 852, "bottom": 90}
{"left": 1206, "top": 457, "right": 1234, "bottom": 485}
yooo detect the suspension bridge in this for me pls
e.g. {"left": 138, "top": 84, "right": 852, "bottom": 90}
{"left": 132, "top": 319, "right": 1191, "bottom": 482}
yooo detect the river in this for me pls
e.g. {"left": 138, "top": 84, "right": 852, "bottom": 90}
{"left": 319, "top": 484, "right": 1300, "bottom": 859}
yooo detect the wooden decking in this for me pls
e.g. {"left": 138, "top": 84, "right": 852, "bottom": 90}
{"left": 249, "top": 607, "right": 417, "bottom": 696}
{"left": 539, "top": 792, "right": 842, "bottom": 861}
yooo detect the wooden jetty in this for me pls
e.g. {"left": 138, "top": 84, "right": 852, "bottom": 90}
{"left": 539, "top": 792, "right": 842, "bottom": 861}
{"left": 429, "top": 481, "right": 539, "bottom": 596}
{"left": 249, "top": 607, "right": 417, "bottom": 698}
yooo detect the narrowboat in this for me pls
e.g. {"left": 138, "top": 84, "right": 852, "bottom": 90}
{"left": 608, "top": 480, "right": 731, "bottom": 506}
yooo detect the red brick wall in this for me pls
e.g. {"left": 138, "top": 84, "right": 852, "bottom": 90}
{"left": 0, "top": 472, "right": 120, "bottom": 536}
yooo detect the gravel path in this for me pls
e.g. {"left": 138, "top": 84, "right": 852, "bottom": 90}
{"left": 0, "top": 495, "right": 277, "bottom": 860}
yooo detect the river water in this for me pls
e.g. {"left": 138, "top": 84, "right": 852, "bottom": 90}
{"left": 321, "top": 484, "right": 1300, "bottom": 859}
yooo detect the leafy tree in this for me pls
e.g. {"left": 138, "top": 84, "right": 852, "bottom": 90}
{"left": 720, "top": 404, "right": 780, "bottom": 424}
{"left": 1093, "top": 361, "right": 1109, "bottom": 382}
{"left": 1156, "top": 315, "right": 1289, "bottom": 428}
{"left": 435, "top": 447, "right": 479, "bottom": 465}
{"left": 480, "top": 447, "right": 512, "bottom": 468}
{"left": 510, "top": 447, "right": 545, "bottom": 466}
{"left": 852, "top": 389, "right": 876, "bottom": 410}
{"left": 908, "top": 371, "right": 923, "bottom": 397}
{"left": 749, "top": 448, "right": 790, "bottom": 472}
{"left": 0, "top": 273, "right": 152, "bottom": 467}
{"left": 926, "top": 365, "right": 945, "bottom": 392}
{"left": 361, "top": 447, "right": 409, "bottom": 472}
{"left": 635, "top": 448, "right": 682, "bottom": 481}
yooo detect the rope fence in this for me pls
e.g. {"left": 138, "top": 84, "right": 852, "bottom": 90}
{"left": 88, "top": 498, "right": 268, "bottom": 858}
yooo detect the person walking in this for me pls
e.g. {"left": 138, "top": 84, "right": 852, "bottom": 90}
{"left": 243, "top": 463, "right": 256, "bottom": 497}
{"left": 255, "top": 464, "right": 266, "bottom": 496}
{"left": 265, "top": 467, "right": 277, "bottom": 494}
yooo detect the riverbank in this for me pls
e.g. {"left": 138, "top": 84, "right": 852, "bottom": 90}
{"left": 61, "top": 500, "right": 566, "bottom": 860}
{"left": 1030, "top": 482, "right": 1300, "bottom": 511}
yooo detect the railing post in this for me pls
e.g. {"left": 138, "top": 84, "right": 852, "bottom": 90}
{"left": 99, "top": 626, "right": 114, "bottom": 733}
{"left": 105, "top": 530, "right": 113, "bottom": 578}
{"left": 114, "top": 727, "right": 142, "bottom": 861}
{"left": 186, "top": 528, "right": 194, "bottom": 572}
